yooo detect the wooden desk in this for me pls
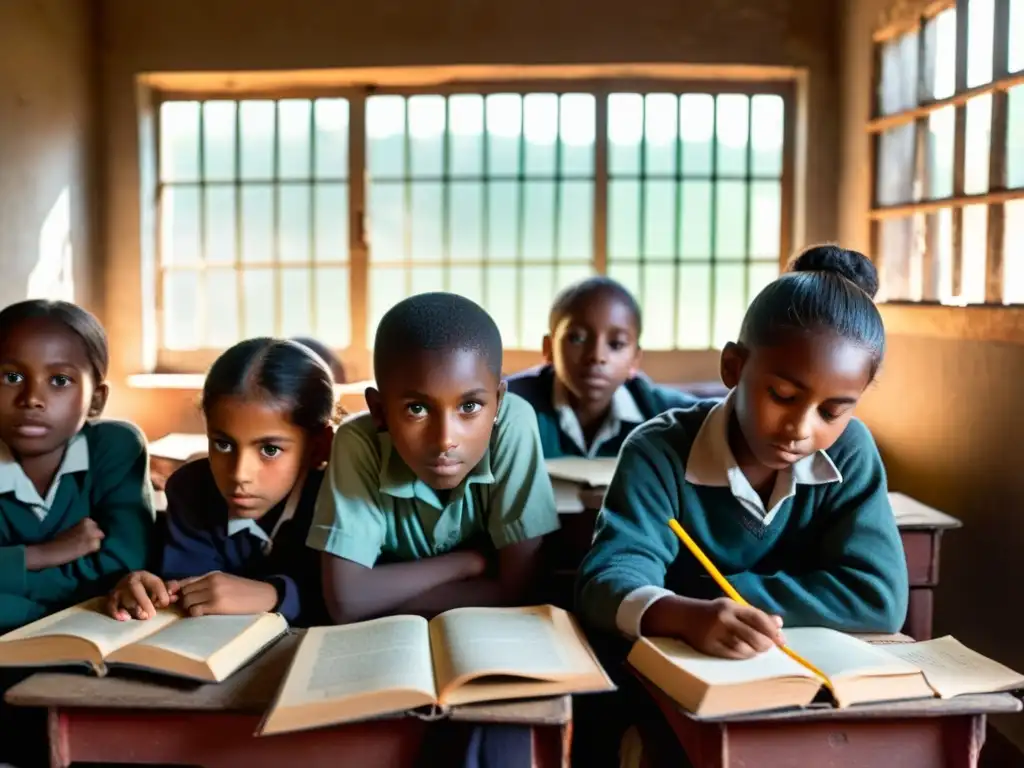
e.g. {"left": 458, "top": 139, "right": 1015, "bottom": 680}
{"left": 5, "top": 632, "right": 572, "bottom": 768}
{"left": 634, "top": 670, "right": 1020, "bottom": 768}
{"left": 548, "top": 492, "right": 962, "bottom": 642}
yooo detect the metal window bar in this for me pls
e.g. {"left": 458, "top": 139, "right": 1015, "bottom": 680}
{"left": 985, "top": 0, "right": 1011, "bottom": 303}
{"left": 708, "top": 96, "right": 720, "bottom": 348}
{"left": 553, "top": 94, "right": 564, "bottom": 298}
{"left": 638, "top": 96, "right": 649, "bottom": 302}
{"left": 514, "top": 96, "right": 528, "bottom": 348}
{"left": 671, "top": 94, "right": 683, "bottom": 348}
{"left": 272, "top": 101, "right": 283, "bottom": 336}
{"left": 442, "top": 97, "right": 452, "bottom": 292}
{"left": 234, "top": 102, "right": 246, "bottom": 341}
{"left": 950, "top": 0, "right": 970, "bottom": 298}
{"left": 197, "top": 102, "right": 209, "bottom": 347}
{"left": 743, "top": 97, "right": 754, "bottom": 306}
{"left": 308, "top": 99, "right": 319, "bottom": 334}
{"left": 481, "top": 96, "right": 491, "bottom": 310}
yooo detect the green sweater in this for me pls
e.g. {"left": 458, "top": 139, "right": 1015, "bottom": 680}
{"left": 0, "top": 420, "right": 154, "bottom": 631}
{"left": 575, "top": 402, "right": 909, "bottom": 636}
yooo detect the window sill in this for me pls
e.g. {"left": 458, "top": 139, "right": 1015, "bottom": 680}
{"left": 879, "top": 302, "right": 1024, "bottom": 344}
{"left": 126, "top": 373, "right": 375, "bottom": 394}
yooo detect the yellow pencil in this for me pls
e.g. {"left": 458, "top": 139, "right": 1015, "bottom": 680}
{"left": 666, "top": 518, "right": 834, "bottom": 694}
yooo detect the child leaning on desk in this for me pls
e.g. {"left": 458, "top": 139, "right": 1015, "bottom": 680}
{"left": 574, "top": 246, "right": 910, "bottom": 768}
{"left": 307, "top": 293, "right": 562, "bottom": 767}
{"left": 106, "top": 338, "right": 335, "bottom": 627}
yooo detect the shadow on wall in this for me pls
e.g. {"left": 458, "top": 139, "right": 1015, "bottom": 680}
{"left": 27, "top": 186, "right": 75, "bottom": 302}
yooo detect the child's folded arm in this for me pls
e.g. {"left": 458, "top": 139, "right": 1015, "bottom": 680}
{"left": 730, "top": 425, "right": 909, "bottom": 633}
{"left": 575, "top": 428, "right": 684, "bottom": 636}
{"left": 21, "top": 423, "right": 154, "bottom": 604}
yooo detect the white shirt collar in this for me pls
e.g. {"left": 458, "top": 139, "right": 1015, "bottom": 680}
{"left": 553, "top": 379, "right": 645, "bottom": 459}
{"left": 684, "top": 390, "right": 842, "bottom": 526}
{"left": 227, "top": 517, "right": 272, "bottom": 548}
{"left": 0, "top": 432, "right": 90, "bottom": 521}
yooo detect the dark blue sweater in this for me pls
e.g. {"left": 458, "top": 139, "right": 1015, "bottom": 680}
{"left": 505, "top": 364, "right": 701, "bottom": 458}
{"left": 160, "top": 460, "right": 325, "bottom": 626}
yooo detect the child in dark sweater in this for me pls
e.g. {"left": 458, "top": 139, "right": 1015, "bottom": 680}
{"left": 106, "top": 338, "right": 334, "bottom": 627}
{"left": 506, "top": 277, "right": 698, "bottom": 459}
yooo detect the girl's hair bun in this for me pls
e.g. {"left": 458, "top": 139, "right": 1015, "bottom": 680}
{"left": 789, "top": 244, "right": 879, "bottom": 299}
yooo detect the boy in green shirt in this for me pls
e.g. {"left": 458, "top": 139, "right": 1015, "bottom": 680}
{"left": 308, "top": 292, "right": 560, "bottom": 623}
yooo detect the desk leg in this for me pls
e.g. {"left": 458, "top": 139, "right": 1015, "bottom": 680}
{"left": 532, "top": 722, "right": 572, "bottom": 768}
{"left": 47, "top": 708, "right": 69, "bottom": 768}
{"left": 906, "top": 588, "right": 935, "bottom": 641}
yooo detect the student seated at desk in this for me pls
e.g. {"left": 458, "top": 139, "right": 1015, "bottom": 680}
{"left": 106, "top": 338, "right": 334, "bottom": 627}
{"left": 506, "top": 277, "right": 698, "bottom": 459}
{"left": 0, "top": 300, "right": 153, "bottom": 768}
{"left": 575, "top": 247, "right": 909, "bottom": 767}
{"left": 309, "top": 292, "right": 561, "bottom": 623}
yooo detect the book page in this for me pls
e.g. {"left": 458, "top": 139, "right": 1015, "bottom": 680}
{"left": 552, "top": 478, "right": 585, "bottom": 514}
{"left": 126, "top": 615, "right": 265, "bottom": 661}
{"left": 545, "top": 457, "right": 617, "bottom": 487}
{"left": 0, "top": 598, "right": 177, "bottom": 659}
{"left": 884, "top": 636, "right": 1024, "bottom": 698}
{"left": 638, "top": 637, "right": 812, "bottom": 686}
{"left": 783, "top": 627, "right": 922, "bottom": 681}
{"left": 274, "top": 616, "right": 437, "bottom": 709}
{"left": 431, "top": 605, "right": 598, "bottom": 692}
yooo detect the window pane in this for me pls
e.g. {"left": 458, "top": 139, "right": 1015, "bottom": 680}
{"left": 314, "top": 184, "right": 348, "bottom": 262}
{"left": 960, "top": 204, "right": 988, "bottom": 304}
{"left": 521, "top": 265, "right": 554, "bottom": 348}
{"left": 486, "top": 265, "right": 519, "bottom": 347}
{"left": 486, "top": 95, "right": 522, "bottom": 176}
{"left": 367, "top": 96, "right": 406, "bottom": 179}
{"left": 927, "top": 106, "right": 955, "bottom": 199}
{"left": 368, "top": 267, "right": 408, "bottom": 347}
{"left": 314, "top": 99, "right": 349, "bottom": 179}
{"left": 559, "top": 180, "right": 593, "bottom": 260}
{"left": 967, "top": 0, "right": 994, "bottom": 88}
{"left": 279, "top": 185, "right": 311, "bottom": 263}
{"left": 751, "top": 95, "right": 784, "bottom": 177}
{"left": 680, "top": 180, "right": 712, "bottom": 259}
{"left": 240, "top": 101, "right": 275, "bottom": 181}
{"left": 676, "top": 263, "right": 710, "bottom": 348}
{"left": 930, "top": 209, "right": 954, "bottom": 302}
{"left": 642, "top": 264, "right": 676, "bottom": 350}
{"left": 160, "top": 101, "right": 199, "bottom": 182}
{"left": 1009, "top": 86, "right": 1024, "bottom": 188}
{"left": 162, "top": 271, "right": 200, "bottom": 350}
{"left": 205, "top": 187, "right": 235, "bottom": 265}
{"left": 450, "top": 182, "right": 483, "bottom": 262}
{"left": 449, "top": 95, "right": 484, "bottom": 177}
{"left": 712, "top": 263, "right": 746, "bottom": 348}
{"left": 278, "top": 100, "right": 312, "bottom": 179}
{"left": 205, "top": 269, "right": 239, "bottom": 347}
{"left": 241, "top": 185, "right": 273, "bottom": 263}
{"left": 1004, "top": 200, "right": 1024, "bottom": 303}
{"left": 314, "top": 267, "right": 350, "bottom": 346}
{"left": 449, "top": 265, "right": 485, "bottom": 307}
{"left": 923, "top": 10, "right": 957, "bottom": 101}
{"left": 409, "top": 95, "right": 445, "bottom": 178}
{"left": 242, "top": 270, "right": 275, "bottom": 338}
{"left": 202, "top": 101, "right": 236, "bottom": 182}
{"left": 715, "top": 181, "right": 748, "bottom": 259}
{"left": 522, "top": 181, "right": 556, "bottom": 258}
{"left": 716, "top": 95, "right": 750, "bottom": 177}
{"left": 560, "top": 94, "right": 595, "bottom": 175}
{"left": 1011, "top": 0, "right": 1024, "bottom": 73}
{"left": 368, "top": 182, "right": 404, "bottom": 262}
{"left": 609, "top": 180, "right": 639, "bottom": 259}
{"left": 748, "top": 263, "right": 778, "bottom": 304}
{"left": 680, "top": 94, "right": 714, "bottom": 175}
{"left": 488, "top": 181, "right": 519, "bottom": 261}
{"left": 878, "top": 31, "right": 919, "bottom": 115}
{"left": 964, "top": 95, "right": 992, "bottom": 195}
{"left": 879, "top": 216, "right": 916, "bottom": 300}
{"left": 876, "top": 124, "right": 916, "bottom": 205}
{"left": 160, "top": 187, "right": 200, "bottom": 266}
{"left": 410, "top": 183, "right": 442, "bottom": 261}
{"left": 644, "top": 94, "right": 678, "bottom": 176}
{"left": 524, "top": 94, "right": 558, "bottom": 175}
{"left": 750, "top": 181, "right": 781, "bottom": 259}
{"left": 609, "top": 93, "right": 642, "bottom": 176}
{"left": 643, "top": 180, "right": 675, "bottom": 259}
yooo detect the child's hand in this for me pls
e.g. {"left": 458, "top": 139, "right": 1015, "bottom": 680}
{"left": 107, "top": 571, "right": 176, "bottom": 621}
{"left": 170, "top": 571, "right": 279, "bottom": 617}
{"left": 25, "top": 518, "right": 105, "bottom": 569}
{"left": 681, "top": 597, "right": 784, "bottom": 659}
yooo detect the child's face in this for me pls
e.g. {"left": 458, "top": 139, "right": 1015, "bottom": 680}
{"left": 721, "top": 330, "right": 874, "bottom": 471}
{"left": 368, "top": 349, "right": 504, "bottom": 491}
{"left": 206, "top": 396, "right": 311, "bottom": 520}
{"left": 0, "top": 318, "right": 105, "bottom": 459}
{"left": 545, "top": 292, "right": 641, "bottom": 409}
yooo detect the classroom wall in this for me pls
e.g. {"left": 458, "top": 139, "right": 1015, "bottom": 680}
{"left": 839, "top": 0, "right": 1024, "bottom": 753}
{"left": 0, "top": 0, "right": 98, "bottom": 313}
{"left": 96, "top": 0, "right": 841, "bottom": 438}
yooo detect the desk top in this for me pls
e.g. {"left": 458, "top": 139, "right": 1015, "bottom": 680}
{"left": 5, "top": 632, "right": 570, "bottom": 726}
{"left": 889, "top": 492, "right": 963, "bottom": 530}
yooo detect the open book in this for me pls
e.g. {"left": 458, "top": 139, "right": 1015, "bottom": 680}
{"left": 259, "top": 604, "right": 613, "bottom": 735}
{"left": 629, "top": 627, "right": 1024, "bottom": 718}
{"left": 546, "top": 457, "right": 617, "bottom": 513}
{"left": 0, "top": 597, "right": 287, "bottom": 683}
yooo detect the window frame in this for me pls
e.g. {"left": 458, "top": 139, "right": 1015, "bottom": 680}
{"left": 868, "top": 0, "right": 1024, "bottom": 306}
{"left": 149, "top": 76, "right": 799, "bottom": 376}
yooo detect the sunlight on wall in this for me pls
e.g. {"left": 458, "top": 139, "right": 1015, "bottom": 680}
{"left": 28, "top": 187, "right": 75, "bottom": 302}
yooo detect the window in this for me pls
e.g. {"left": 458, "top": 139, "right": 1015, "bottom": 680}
{"left": 155, "top": 82, "right": 791, "bottom": 370}
{"left": 869, "top": 0, "right": 1024, "bottom": 305}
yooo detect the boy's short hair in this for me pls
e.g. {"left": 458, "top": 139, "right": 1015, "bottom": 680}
{"left": 548, "top": 277, "right": 643, "bottom": 336}
{"left": 373, "top": 292, "right": 503, "bottom": 382}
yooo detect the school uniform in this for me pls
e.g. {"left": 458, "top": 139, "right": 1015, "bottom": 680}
{"left": 308, "top": 391, "right": 561, "bottom": 566}
{"left": 576, "top": 392, "right": 909, "bottom": 639}
{"left": 0, "top": 420, "right": 154, "bottom": 632}
{"left": 0, "top": 420, "right": 154, "bottom": 768}
{"left": 309, "top": 392, "right": 559, "bottom": 768}
{"left": 161, "top": 459, "right": 326, "bottom": 626}
{"left": 505, "top": 364, "right": 700, "bottom": 458}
